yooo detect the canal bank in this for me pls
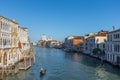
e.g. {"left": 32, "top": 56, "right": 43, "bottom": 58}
{"left": 63, "top": 49, "right": 120, "bottom": 68}
{"left": 82, "top": 53, "right": 120, "bottom": 68}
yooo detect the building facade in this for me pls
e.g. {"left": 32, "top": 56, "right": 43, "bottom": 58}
{"left": 83, "top": 30, "right": 108, "bottom": 55}
{"left": 105, "top": 29, "right": 120, "bottom": 66}
{"left": 82, "top": 33, "right": 97, "bottom": 54}
{"left": 0, "top": 16, "right": 30, "bottom": 68}
{"left": 18, "top": 27, "right": 30, "bottom": 60}
{"left": 64, "top": 36, "right": 83, "bottom": 52}
{"left": 0, "top": 16, "right": 19, "bottom": 67}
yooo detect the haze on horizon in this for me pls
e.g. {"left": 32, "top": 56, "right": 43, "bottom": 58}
{"left": 0, "top": 0, "right": 120, "bottom": 42}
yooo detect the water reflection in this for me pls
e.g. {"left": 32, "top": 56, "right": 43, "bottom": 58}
{"left": 73, "top": 53, "right": 81, "bottom": 61}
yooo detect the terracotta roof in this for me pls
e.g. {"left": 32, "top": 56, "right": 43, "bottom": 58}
{"left": 95, "top": 31, "right": 108, "bottom": 36}
{"left": 95, "top": 34, "right": 106, "bottom": 36}
{"left": 73, "top": 36, "right": 83, "bottom": 39}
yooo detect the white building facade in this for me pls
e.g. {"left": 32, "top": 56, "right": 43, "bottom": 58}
{"left": 82, "top": 33, "right": 97, "bottom": 54}
{"left": 18, "top": 27, "right": 30, "bottom": 51}
{"left": 84, "top": 31, "right": 108, "bottom": 55}
{"left": 105, "top": 29, "right": 120, "bottom": 66}
{"left": 0, "top": 16, "right": 30, "bottom": 68}
{"left": 0, "top": 16, "right": 19, "bottom": 67}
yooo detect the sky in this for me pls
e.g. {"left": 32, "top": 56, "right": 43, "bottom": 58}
{"left": 0, "top": 0, "right": 120, "bottom": 42}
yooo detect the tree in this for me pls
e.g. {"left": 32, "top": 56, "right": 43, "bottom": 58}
{"left": 92, "top": 48, "right": 102, "bottom": 56}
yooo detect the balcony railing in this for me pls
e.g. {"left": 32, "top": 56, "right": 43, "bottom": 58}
{"left": 0, "top": 45, "right": 16, "bottom": 48}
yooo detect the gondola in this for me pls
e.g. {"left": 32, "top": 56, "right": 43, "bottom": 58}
{"left": 40, "top": 68, "right": 46, "bottom": 76}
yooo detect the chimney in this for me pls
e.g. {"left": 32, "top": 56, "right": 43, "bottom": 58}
{"left": 113, "top": 26, "right": 116, "bottom": 31}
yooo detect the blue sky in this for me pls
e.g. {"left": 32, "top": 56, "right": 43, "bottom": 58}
{"left": 0, "top": 0, "right": 120, "bottom": 42}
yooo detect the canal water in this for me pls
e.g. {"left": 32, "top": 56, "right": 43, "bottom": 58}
{"left": 1, "top": 46, "right": 120, "bottom": 80}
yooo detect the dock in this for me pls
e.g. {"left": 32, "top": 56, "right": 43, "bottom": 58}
{"left": 19, "top": 65, "right": 31, "bottom": 70}
{"left": 0, "top": 69, "right": 18, "bottom": 73}
{"left": 0, "top": 66, "right": 19, "bottom": 74}
{"left": 18, "top": 55, "right": 31, "bottom": 71}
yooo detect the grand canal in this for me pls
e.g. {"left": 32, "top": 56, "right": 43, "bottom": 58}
{"left": 1, "top": 46, "right": 120, "bottom": 80}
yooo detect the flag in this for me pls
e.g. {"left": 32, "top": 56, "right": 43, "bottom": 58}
{"left": 18, "top": 40, "right": 22, "bottom": 49}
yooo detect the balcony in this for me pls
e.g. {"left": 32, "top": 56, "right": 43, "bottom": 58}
{"left": 0, "top": 45, "right": 16, "bottom": 48}
{"left": 112, "top": 38, "right": 120, "bottom": 42}
{"left": 106, "top": 51, "right": 120, "bottom": 55}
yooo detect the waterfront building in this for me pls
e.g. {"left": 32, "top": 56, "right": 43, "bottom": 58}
{"left": 19, "top": 27, "right": 30, "bottom": 51}
{"left": 105, "top": 26, "right": 120, "bottom": 66}
{"left": 64, "top": 36, "right": 74, "bottom": 51}
{"left": 18, "top": 27, "right": 30, "bottom": 60}
{"left": 32, "top": 42, "right": 37, "bottom": 46}
{"left": 82, "top": 33, "right": 97, "bottom": 54}
{"left": 47, "top": 36, "right": 52, "bottom": 41}
{"left": 0, "top": 16, "right": 19, "bottom": 67}
{"left": 38, "top": 34, "right": 56, "bottom": 48}
{"left": 0, "top": 16, "right": 30, "bottom": 68}
{"left": 72, "top": 36, "right": 83, "bottom": 52}
{"left": 84, "top": 30, "right": 108, "bottom": 55}
{"left": 41, "top": 34, "right": 47, "bottom": 41}
{"left": 38, "top": 34, "right": 51, "bottom": 47}
{"left": 46, "top": 40, "right": 63, "bottom": 48}
{"left": 64, "top": 36, "right": 83, "bottom": 52}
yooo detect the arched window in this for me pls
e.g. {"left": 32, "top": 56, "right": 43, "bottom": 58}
{"left": 0, "top": 38, "right": 1, "bottom": 45}
{"left": 3, "top": 52, "right": 7, "bottom": 65}
{"left": 104, "top": 39, "right": 106, "bottom": 42}
{"left": 3, "top": 39, "right": 4, "bottom": 45}
{"left": 96, "top": 39, "right": 99, "bottom": 42}
{"left": 103, "top": 44, "right": 105, "bottom": 48}
{"left": 0, "top": 51, "right": 2, "bottom": 63}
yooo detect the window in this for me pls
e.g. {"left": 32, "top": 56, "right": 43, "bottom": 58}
{"left": 96, "top": 39, "right": 99, "bottom": 42}
{"left": 103, "top": 44, "right": 105, "bottom": 48}
{"left": 114, "top": 34, "right": 120, "bottom": 39}
{"left": 97, "top": 44, "right": 99, "bottom": 48}
{"left": 110, "top": 35, "right": 112, "bottom": 41}
{"left": 107, "top": 35, "right": 110, "bottom": 41}
{"left": 0, "top": 54, "right": 1, "bottom": 63}
{"left": 114, "top": 34, "right": 115, "bottom": 39}
{"left": 118, "top": 34, "right": 119, "bottom": 38}
{"left": 0, "top": 38, "right": 1, "bottom": 45}
{"left": 104, "top": 39, "right": 106, "bottom": 42}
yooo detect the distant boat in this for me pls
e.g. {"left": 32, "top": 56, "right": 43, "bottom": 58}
{"left": 40, "top": 68, "right": 46, "bottom": 76}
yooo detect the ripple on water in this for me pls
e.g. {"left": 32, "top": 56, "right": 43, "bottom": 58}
{"left": 47, "top": 76, "right": 63, "bottom": 80}
{"left": 49, "top": 64, "right": 65, "bottom": 76}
